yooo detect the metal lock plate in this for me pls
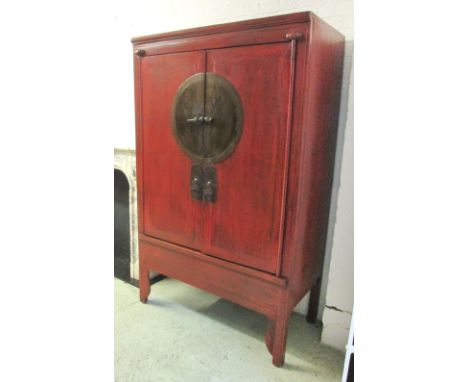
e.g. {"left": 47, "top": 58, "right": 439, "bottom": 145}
{"left": 189, "top": 164, "right": 217, "bottom": 203}
{"left": 172, "top": 72, "right": 243, "bottom": 164}
{"left": 190, "top": 164, "right": 203, "bottom": 201}
{"left": 202, "top": 166, "right": 217, "bottom": 203}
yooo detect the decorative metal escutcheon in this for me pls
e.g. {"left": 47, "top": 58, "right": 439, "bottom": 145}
{"left": 202, "top": 166, "right": 217, "bottom": 203}
{"left": 190, "top": 164, "right": 203, "bottom": 201}
{"left": 174, "top": 72, "right": 243, "bottom": 203}
{"left": 172, "top": 72, "right": 243, "bottom": 164}
{"left": 189, "top": 164, "right": 217, "bottom": 203}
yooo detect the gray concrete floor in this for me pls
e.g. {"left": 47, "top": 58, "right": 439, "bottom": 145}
{"left": 115, "top": 278, "right": 344, "bottom": 382}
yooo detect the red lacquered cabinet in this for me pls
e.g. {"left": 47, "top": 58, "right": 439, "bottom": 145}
{"left": 132, "top": 12, "right": 344, "bottom": 366}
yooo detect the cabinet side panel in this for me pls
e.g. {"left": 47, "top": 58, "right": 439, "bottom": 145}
{"left": 282, "top": 16, "right": 345, "bottom": 309}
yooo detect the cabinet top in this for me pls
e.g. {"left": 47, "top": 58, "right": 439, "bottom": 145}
{"left": 131, "top": 12, "right": 314, "bottom": 45}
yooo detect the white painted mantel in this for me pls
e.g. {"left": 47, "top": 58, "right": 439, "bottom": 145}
{"left": 114, "top": 148, "right": 140, "bottom": 280}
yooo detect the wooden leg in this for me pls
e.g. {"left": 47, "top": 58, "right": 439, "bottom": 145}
{"left": 265, "top": 319, "right": 274, "bottom": 355}
{"left": 272, "top": 312, "right": 290, "bottom": 367}
{"left": 306, "top": 276, "right": 321, "bottom": 323}
{"left": 265, "top": 310, "right": 290, "bottom": 367}
{"left": 139, "top": 262, "right": 150, "bottom": 304}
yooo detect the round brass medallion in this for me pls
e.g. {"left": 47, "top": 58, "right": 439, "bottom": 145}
{"left": 172, "top": 72, "right": 243, "bottom": 163}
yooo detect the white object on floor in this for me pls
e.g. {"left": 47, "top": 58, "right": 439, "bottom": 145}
{"left": 341, "top": 311, "right": 354, "bottom": 382}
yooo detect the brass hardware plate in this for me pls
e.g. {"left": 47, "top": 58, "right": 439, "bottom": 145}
{"left": 172, "top": 72, "right": 243, "bottom": 164}
{"left": 190, "top": 164, "right": 217, "bottom": 203}
{"left": 190, "top": 164, "right": 203, "bottom": 201}
{"left": 202, "top": 166, "right": 217, "bottom": 203}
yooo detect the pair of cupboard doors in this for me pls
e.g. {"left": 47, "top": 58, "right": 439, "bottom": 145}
{"left": 138, "top": 33, "right": 294, "bottom": 275}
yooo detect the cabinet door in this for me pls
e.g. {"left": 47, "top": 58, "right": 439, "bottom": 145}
{"left": 205, "top": 43, "right": 293, "bottom": 274}
{"left": 140, "top": 51, "right": 206, "bottom": 249}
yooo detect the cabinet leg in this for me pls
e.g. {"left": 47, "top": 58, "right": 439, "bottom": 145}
{"left": 265, "top": 319, "right": 274, "bottom": 355}
{"left": 306, "top": 276, "right": 321, "bottom": 324}
{"left": 139, "top": 263, "right": 150, "bottom": 304}
{"left": 265, "top": 311, "right": 290, "bottom": 367}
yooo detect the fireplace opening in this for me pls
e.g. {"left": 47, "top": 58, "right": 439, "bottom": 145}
{"left": 114, "top": 169, "right": 131, "bottom": 283}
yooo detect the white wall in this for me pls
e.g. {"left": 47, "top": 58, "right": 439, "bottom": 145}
{"left": 320, "top": 61, "right": 353, "bottom": 350}
{"left": 110, "top": 0, "right": 354, "bottom": 351}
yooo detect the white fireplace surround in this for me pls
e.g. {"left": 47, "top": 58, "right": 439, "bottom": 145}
{"left": 114, "top": 148, "right": 140, "bottom": 280}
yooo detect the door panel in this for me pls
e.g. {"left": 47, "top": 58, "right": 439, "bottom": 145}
{"left": 206, "top": 43, "right": 292, "bottom": 273}
{"left": 140, "top": 51, "right": 206, "bottom": 249}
